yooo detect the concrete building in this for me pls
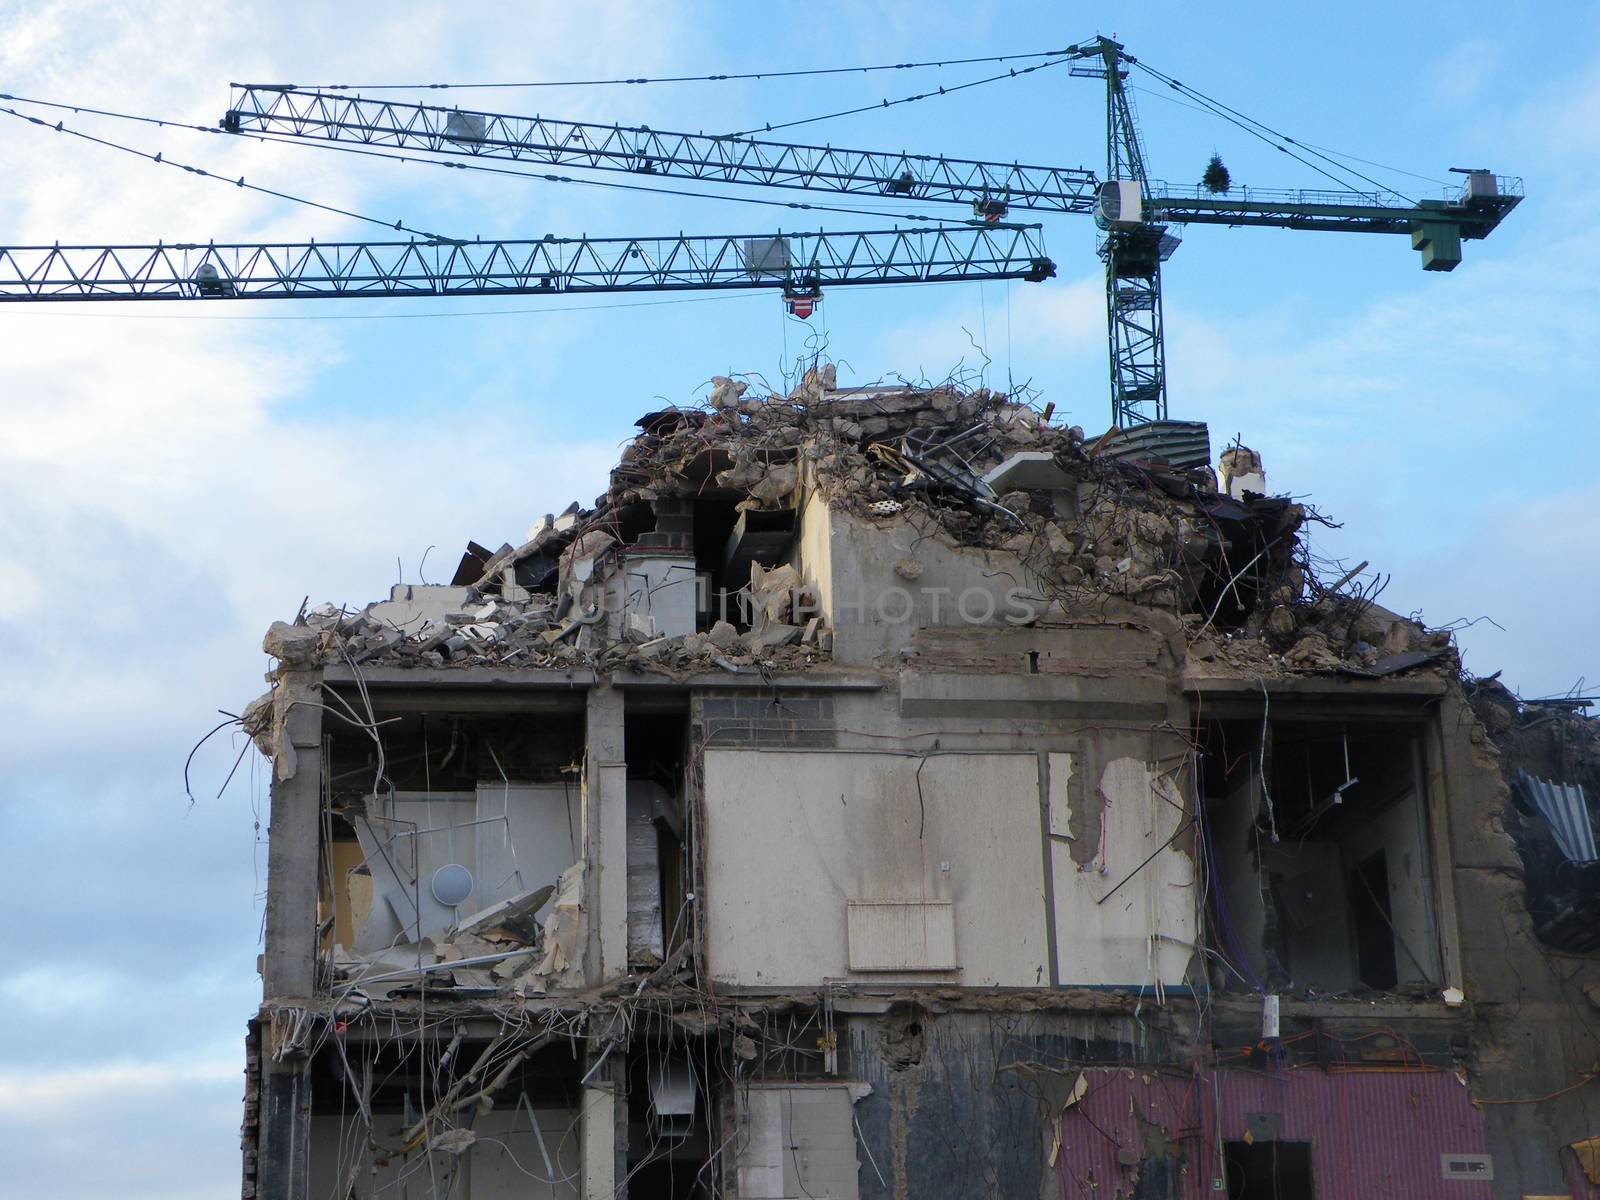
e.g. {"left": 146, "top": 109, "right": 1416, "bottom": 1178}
{"left": 239, "top": 369, "right": 1600, "bottom": 1199}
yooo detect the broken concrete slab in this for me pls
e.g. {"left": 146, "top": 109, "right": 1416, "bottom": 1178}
{"left": 982, "top": 450, "right": 1076, "bottom": 493}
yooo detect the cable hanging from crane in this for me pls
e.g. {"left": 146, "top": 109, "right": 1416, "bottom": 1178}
{"left": 289, "top": 48, "right": 1077, "bottom": 92}
{"left": 0, "top": 102, "right": 454, "bottom": 242}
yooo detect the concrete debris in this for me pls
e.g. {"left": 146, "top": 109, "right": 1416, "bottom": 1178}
{"left": 254, "top": 369, "right": 1455, "bottom": 780}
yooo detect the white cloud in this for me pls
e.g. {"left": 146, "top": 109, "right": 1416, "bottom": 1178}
{"left": 0, "top": 1055, "right": 240, "bottom": 1117}
{"left": 0, "top": 5, "right": 684, "bottom": 1197}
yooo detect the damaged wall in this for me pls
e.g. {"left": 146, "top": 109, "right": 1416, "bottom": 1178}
{"left": 1047, "top": 753, "right": 1196, "bottom": 988}
{"left": 844, "top": 1006, "right": 1186, "bottom": 1200}
{"left": 702, "top": 749, "right": 1049, "bottom": 987}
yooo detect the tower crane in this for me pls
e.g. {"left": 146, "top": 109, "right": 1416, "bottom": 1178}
{"left": 0, "top": 37, "right": 1519, "bottom": 429}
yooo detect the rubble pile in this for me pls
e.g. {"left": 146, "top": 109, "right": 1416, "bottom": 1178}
{"left": 255, "top": 364, "right": 1456, "bottom": 682}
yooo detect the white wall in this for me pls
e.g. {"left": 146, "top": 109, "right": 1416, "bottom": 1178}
{"left": 702, "top": 750, "right": 1048, "bottom": 987}
{"left": 735, "top": 1084, "right": 862, "bottom": 1200}
{"left": 1046, "top": 754, "right": 1196, "bottom": 987}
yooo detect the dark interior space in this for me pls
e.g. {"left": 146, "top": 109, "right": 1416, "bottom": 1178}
{"left": 626, "top": 1044, "right": 713, "bottom": 1199}
{"left": 1198, "top": 716, "right": 1439, "bottom": 994}
{"left": 625, "top": 708, "right": 692, "bottom": 961}
{"left": 324, "top": 708, "right": 586, "bottom": 805}
{"left": 308, "top": 1035, "right": 582, "bottom": 1113}
{"left": 1349, "top": 850, "right": 1398, "bottom": 990}
{"left": 1224, "top": 1140, "right": 1314, "bottom": 1200}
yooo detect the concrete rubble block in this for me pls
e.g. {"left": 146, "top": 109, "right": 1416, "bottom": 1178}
{"left": 365, "top": 584, "right": 475, "bottom": 632}
{"left": 996, "top": 489, "right": 1033, "bottom": 517}
{"left": 753, "top": 623, "right": 803, "bottom": 650}
{"left": 983, "top": 450, "right": 1075, "bottom": 493}
{"left": 709, "top": 375, "right": 749, "bottom": 410}
{"left": 552, "top": 501, "right": 583, "bottom": 533}
{"left": 303, "top": 602, "right": 343, "bottom": 629}
{"left": 749, "top": 561, "right": 801, "bottom": 628}
{"left": 747, "top": 463, "right": 799, "bottom": 506}
{"left": 262, "top": 621, "right": 322, "bottom": 666}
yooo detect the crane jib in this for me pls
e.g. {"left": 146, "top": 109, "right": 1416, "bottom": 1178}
{"left": 0, "top": 228, "right": 1057, "bottom": 302}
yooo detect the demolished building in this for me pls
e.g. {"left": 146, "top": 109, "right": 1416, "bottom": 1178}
{"left": 240, "top": 366, "right": 1600, "bottom": 1199}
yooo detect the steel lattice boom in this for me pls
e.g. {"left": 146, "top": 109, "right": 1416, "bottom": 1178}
{"left": 224, "top": 85, "right": 1101, "bottom": 216}
{"left": 0, "top": 225, "right": 1055, "bottom": 302}
{"left": 218, "top": 67, "right": 1521, "bottom": 428}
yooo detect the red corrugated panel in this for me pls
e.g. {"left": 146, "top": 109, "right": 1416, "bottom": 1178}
{"left": 1053, "top": 1066, "right": 1492, "bottom": 1199}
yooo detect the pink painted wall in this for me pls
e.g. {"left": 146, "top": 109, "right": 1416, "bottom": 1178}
{"left": 1053, "top": 1067, "right": 1493, "bottom": 1199}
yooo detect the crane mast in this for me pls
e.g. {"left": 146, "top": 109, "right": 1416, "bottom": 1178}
{"left": 1072, "top": 36, "right": 1175, "bottom": 426}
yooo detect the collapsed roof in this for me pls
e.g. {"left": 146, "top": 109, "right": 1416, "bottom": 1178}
{"left": 253, "top": 363, "right": 1452, "bottom": 684}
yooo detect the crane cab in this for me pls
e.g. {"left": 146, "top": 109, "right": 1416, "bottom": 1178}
{"left": 1095, "top": 180, "right": 1144, "bottom": 230}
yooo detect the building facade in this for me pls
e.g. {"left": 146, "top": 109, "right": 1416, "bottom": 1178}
{"left": 240, "top": 373, "right": 1600, "bottom": 1199}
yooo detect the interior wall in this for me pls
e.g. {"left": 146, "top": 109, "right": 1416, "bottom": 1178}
{"left": 1261, "top": 841, "right": 1355, "bottom": 990}
{"left": 307, "top": 1107, "right": 581, "bottom": 1199}
{"left": 702, "top": 750, "right": 1048, "bottom": 987}
{"left": 1206, "top": 764, "right": 1270, "bottom": 988}
{"left": 734, "top": 1084, "right": 863, "bottom": 1200}
{"left": 351, "top": 786, "right": 578, "bottom": 952}
{"left": 1342, "top": 788, "right": 1440, "bottom": 986}
{"left": 1048, "top": 754, "right": 1196, "bottom": 987}
{"left": 796, "top": 489, "right": 835, "bottom": 626}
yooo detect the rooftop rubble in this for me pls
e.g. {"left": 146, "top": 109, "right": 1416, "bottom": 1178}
{"left": 252, "top": 364, "right": 1453, "bottom": 690}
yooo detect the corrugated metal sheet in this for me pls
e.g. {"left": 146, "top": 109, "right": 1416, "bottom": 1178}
{"left": 1515, "top": 770, "right": 1598, "bottom": 863}
{"left": 1053, "top": 1067, "right": 1490, "bottom": 1199}
{"left": 1101, "top": 420, "right": 1212, "bottom": 471}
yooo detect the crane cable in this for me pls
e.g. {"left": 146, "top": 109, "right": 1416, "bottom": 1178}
{"left": 1128, "top": 84, "right": 1449, "bottom": 188}
{"left": 1127, "top": 59, "right": 1418, "bottom": 203}
{"left": 725, "top": 54, "right": 1074, "bottom": 138}
{"left": 242, "top": 129, "right": 1016, "bottom": 226}
{"left": 291, "top": 48, "right": 1077, "bottom": 92}
{"left": 0, "top": 101, "right": 456, "bottom": 241}
{"left": 0, "top": 90, "right": 1020, "bottom": 228}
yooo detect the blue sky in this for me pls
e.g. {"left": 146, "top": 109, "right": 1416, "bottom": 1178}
{"left": 1, "top": 2, "right": 1596, "bottom": 1195}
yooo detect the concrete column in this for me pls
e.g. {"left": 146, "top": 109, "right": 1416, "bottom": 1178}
{"left": 585, "top": 683, "right": 629, "bottom": 984}
{"left": 256, "top": 1055, "right": 312, "bottom": 1200}
{"left": 580, "top": 1047, "right": 626, "bottom": 1199}
{"left": 263, "top": 670, "right": 324, "bottom": 1000}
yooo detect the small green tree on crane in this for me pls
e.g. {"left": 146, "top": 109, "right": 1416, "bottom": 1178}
{"left": 1202, "top": 153, "right": 1231, "bottom": 194}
